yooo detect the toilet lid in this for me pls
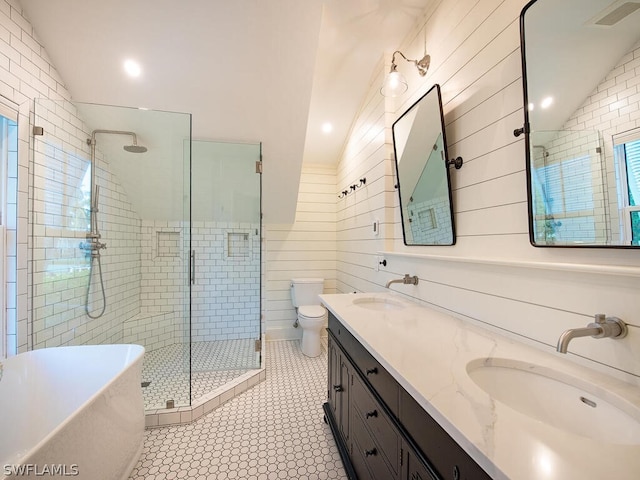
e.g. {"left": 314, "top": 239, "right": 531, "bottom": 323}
{"left": 298, "top": 305, "right": 326, "bottom": 318}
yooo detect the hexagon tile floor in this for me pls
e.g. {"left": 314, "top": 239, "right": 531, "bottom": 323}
{"left": 129, "top": 339, "right": 348, "bottom": 480}
{"left": 141, "top": 340, "right": 259, "bottom": 410}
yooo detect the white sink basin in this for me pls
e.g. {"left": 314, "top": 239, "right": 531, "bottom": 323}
{"left": 467, "top": 358, "right": 640, "bottom": 445}
{"left": 352, "top": 297, "right": 406, "bottom": 311}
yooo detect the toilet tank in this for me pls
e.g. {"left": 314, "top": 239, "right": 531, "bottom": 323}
{"left": 290, "top": 278, "right": 324, "bottom": 307}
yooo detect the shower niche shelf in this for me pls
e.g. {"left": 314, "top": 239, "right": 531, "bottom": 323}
{"left": 156, "top": 231, "right": 181, "bottom": 258}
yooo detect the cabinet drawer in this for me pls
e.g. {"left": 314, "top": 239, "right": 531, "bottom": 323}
{"left": 400, "top": 390, "right": 492, "bottom": 480}
{"left": 329, "top": 313, "right": 399, "bottom": 416}
{"left": 351, "top": 373, "right": 400, "bottom": 475}
{"left": 328, "top": 313, "right": 355, "bottom": 351}
{"left": 350, "top": 406, "right": 398, "bottom": 480}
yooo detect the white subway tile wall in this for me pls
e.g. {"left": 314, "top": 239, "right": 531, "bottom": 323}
{"left": 406, "top": 196, "right": 453, "bottom": 244}
{"left": 141, "top": 220, "right": 260, "bottom": 343}
{"left": 0, "top": 1, "right": 63, "bottom": 354}
{"left": 29, "top": 98, "right": 142, "bottom": 350}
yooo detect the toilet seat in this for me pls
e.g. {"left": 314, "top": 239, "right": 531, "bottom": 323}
{"left": 298, "top": 305, "right": 326, "bottom": 319}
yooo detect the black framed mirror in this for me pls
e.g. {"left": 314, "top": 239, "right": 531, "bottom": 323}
{"left": 521, "top": 0, "right": 640, "bottom": 247}
{"left": 392, "top": 84, "right": 456, "bottom": 246}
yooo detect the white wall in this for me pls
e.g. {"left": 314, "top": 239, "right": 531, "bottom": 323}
{"left": 336, "top": 0, "right": 640, "bottom": 382}
{"left": 265, "top": 164, "right": 336, "bottom": 339}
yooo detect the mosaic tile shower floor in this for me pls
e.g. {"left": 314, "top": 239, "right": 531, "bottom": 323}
{"left": 130, "top": 339, "right": 347, "bottom": 480}
{"left": 142, "top": 339, "right": 259, "bottom": 410}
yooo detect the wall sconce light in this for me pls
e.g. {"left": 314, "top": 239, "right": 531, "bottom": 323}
{"left": 380, "top": 50, "right": 430, "bottom": 97}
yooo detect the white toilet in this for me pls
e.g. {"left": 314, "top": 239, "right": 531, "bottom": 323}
{"left": 290, "top": 278, "right": 327, "bottom": 357}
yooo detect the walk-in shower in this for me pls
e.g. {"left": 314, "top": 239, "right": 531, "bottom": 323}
{"left": 82, "top": 130, "right": 148, "bottom": 319}
{"left": 29, "top": 99, "right": 262, "bottom": 413}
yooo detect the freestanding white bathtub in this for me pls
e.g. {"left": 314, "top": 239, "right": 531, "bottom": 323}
{"left": 0, "top": 344, "right": 145, "bottom": 479}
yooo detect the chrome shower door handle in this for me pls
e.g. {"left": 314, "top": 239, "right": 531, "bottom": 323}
{"left": 190, "top": 250, "right": 196, "bottom": 285}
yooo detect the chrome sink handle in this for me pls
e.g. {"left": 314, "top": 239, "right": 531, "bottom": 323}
{"left": 589, "top": 314, "right": 628, "bottom": 339}
{"left": 385, "top": 274, "right": 419, "bottom": 289}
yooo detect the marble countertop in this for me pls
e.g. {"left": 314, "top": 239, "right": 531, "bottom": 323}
{"left": 319, "top": 292, "right": 640, "bottom": 480}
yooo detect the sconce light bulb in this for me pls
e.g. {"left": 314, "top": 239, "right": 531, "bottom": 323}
{"left": 381, "top": 71, "right": 408, "bottom": 97}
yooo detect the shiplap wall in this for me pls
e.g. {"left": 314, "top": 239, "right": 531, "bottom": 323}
{"left": 336, "top": 0, "right": 640, "bottom": 382}
{"left": 264, "top": 164, "right": 336, "bottom": 339}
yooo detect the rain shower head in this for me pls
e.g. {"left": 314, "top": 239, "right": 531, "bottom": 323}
{"left": 89, "top": 129, "right": 147, "bottom": 153}
{"left": 124, "top": 144, "right": 147, "bottom": 153}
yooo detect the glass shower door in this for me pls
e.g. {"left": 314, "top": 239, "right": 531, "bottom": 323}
{"left": 31, "top": 99, "right": 193, "bottom": 410}
{"left": 189, "top": 140, "right": 261, "bottom": 400}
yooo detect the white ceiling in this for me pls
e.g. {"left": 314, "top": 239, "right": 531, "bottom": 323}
{"left": 20, "top": 0, "right": 433, "bottom": 223}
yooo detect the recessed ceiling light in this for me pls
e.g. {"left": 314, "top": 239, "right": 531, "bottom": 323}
{"left": 124, "top": 59, "right": 142, "bottom": 78}
{"left": 540, "top": 96, "right": 553, "bottom": 109}
{"left": 321, "top": 122, "right": 333, "bottom": 134}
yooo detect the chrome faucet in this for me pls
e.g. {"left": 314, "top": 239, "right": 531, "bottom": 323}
{"left": 385, "top": 274, "right": 419, "bottom": 289}
{"left": 556, "top": 314, "right": 628, "bottom": 353}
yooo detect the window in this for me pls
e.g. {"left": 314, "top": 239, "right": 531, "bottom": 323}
{"left": 532, "top": 154, "right": 596, "bottom": 243}
{"left": 0, "top": 98, "right": 18, "bottom": 358}
{"left": 614, "top": 129, "right": 640, "bottom": 246}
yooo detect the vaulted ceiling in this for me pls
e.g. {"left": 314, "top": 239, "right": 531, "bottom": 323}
{"left": 20, "top": 0, "right": 433, "bottom": 222}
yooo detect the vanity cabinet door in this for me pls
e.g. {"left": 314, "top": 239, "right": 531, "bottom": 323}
{"left": 328, "top": 336, "right": 339, "bottom": 416}
{"left": 338, "top": 354, "right": 351, "bottom": 442}
{"left": 404, "top": 445, "right": 438, "bottom": 480}
{"left": 328, "top": 335, "right": 351, "bottom": 444}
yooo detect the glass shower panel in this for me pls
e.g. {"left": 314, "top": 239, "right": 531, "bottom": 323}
{"left": 31, "top": 99, "right": 92, "bottom": 350}
{"left": 190, "top": 140, "right": 261, "bottom": 382}
{"left": 32, "top": 100, "right": 192, "bottom": 410}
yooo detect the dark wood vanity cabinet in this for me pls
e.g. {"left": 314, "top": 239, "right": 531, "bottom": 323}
{"left": 324, "top": 312, "right": 492, "bottom": 480}
{"left": 328, "top": 333, "right": 351, "bottom": 444}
